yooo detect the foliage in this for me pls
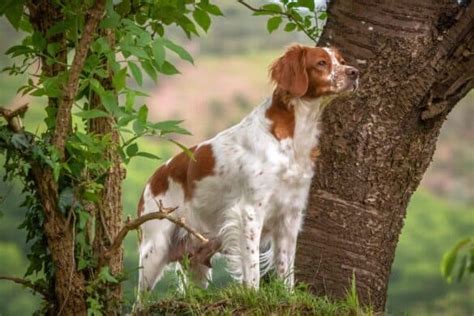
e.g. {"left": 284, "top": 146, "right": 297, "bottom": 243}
{"left": 441, "top": 237, "right": 473, "bottom": 283}
{"left": 237, "top": 0, "right": 327, "bottom": 42}
{"left": 0, "top": 0, "right": 222, "bottom": 313}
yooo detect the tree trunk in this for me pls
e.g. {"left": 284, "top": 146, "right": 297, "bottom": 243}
{"left": 28, "top": 1, "right": 88, "bottom": 314}
{"left": 89, "top": 30, "right": 124, "bottom": 314}
{"left": 295, "top": 0, "right": 474, "bottom": 312}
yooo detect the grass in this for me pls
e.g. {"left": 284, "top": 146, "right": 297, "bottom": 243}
{"left": 137, "top": 278, "right": 372, "bottom": 316}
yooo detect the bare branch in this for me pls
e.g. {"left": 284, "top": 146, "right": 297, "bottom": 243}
{"left": 52, "top": 0, "right": 106, "bottom": 158}
{"left": 0, "top": 275, "right": 50, "bottom": 300}
{"left": 103, "top": 201, "right": 209, "bottom": 260}
{"left": 237, "top": 0, "right": 317, "bottom": 43}
{"left": 0, "top": 103, "right": 28, "bottom": 132}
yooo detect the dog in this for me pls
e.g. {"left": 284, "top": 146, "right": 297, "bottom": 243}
{"left": 137, "top": 45, "right": 359, "bottom": 294}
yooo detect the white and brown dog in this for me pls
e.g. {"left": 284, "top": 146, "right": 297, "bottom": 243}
{"left": 137, "top": 45, "right": 359, "bottom": 294}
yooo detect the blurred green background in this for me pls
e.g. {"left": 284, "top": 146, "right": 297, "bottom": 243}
{"left": 0, "top": 3, "right": 472, "bottom": 315}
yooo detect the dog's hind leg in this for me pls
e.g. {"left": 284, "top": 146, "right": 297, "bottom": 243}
{"left": 137, "top": 220, "right": 175, "bottom": 296}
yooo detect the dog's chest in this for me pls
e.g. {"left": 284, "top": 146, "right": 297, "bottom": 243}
{"left": 244, "top": 102, "right": 321, "bottom": 210}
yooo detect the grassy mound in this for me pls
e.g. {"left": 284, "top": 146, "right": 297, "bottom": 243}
{"left": 136, "top": 278, "right": 373, "bottom": 315}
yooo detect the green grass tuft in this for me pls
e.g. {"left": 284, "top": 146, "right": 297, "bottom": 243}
{"left": 136, "top": 277, "right": 373, "bottom": 316}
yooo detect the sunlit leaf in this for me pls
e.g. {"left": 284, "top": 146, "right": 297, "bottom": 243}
{"left": 128, "top": 61, "right": 143, "bottom": 86}
{"left": 267, "top": 16, "right": 282, "bottom": 33}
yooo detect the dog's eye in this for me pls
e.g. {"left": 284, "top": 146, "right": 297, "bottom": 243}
{"left": 340, "top": 60, "right": 346, "bottom": 65}
{"left": 318, "top": 60, "right": 327, "bottom": 67}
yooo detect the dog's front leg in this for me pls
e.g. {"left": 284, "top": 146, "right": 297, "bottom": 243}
{"left": 273, "top": 211, "right": 303, "bottom": 290}
{"left": 241, "top": 205, "right": 262, "bottom": 289}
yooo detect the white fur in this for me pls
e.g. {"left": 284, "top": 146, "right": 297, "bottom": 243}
{"left": 137, "top": 95, "right": 328, "bottom": 295}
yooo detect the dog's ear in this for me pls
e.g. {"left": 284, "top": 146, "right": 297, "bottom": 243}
{"left": 270, "top": 45, "right": 308, "bottom": 97}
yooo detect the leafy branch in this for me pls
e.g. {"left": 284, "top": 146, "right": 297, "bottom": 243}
{"left": 237, "top": 0, "right": 326, "bottom": 43}
{"left": 52, "top": 0, "right": 106, "bottom": 159}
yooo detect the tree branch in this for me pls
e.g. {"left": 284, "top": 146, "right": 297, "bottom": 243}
{"left": 237, "top": 0, "right": 317, "bottom": 43}
{"left": 0, "top": 275, "right": 50, "bottom": 300}
{"left": 0, "top": 103, "right": 28, "bottom": 132}
{"left": 103, "top": 200, "right": 209, "bottom": 260}
{"left": 52, "top": 0, "right": 106, "bottom": 158}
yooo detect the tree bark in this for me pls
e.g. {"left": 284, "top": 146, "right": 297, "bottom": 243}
{"left": 27, "top": 1, "right": 88, "bottom": 314}
{"left": 89, "top": 30, "right": 124, "bottom": 315}
{"left": 295, "top": 0, "right": 474, "bottom": 312}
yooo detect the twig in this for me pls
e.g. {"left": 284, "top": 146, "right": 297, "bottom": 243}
{"left": 0, "top": 275, "right": 50, "bottom": 300}
{"left": 103, "top": 200, "right": 208, "bottom": 261}
{"left": 152, "top": 199, "right": 209, "bottom": 244}
{"left": 0, "top": 103, "right": 29, "bottom": 132}
{"left": 237, "top": 0, "right": 317, "bottom": 43}
{"left": 52, "top": 0, "right": 106, "bottom": 159}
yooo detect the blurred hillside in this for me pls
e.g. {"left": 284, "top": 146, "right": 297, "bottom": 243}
{"left": 0, "top": 2, "right": 473, "bottom": 315}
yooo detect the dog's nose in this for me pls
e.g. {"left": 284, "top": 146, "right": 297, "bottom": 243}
{"left": 345, "top": 67, "right": 359, "bottom": 80}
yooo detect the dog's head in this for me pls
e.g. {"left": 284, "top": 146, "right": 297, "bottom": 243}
{"left": 270, "top": 45, "right": 359, "bottom": 99}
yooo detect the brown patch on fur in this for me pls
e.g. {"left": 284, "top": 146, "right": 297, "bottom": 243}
{"left": 270, "top": 45, "right": 336, "bottom": 99}
{"left": 310, "top": 147, "right": 321, "bottom": 161}
{"left": 304, "top": 47, "right": 335, "bottom": 98}
{"left": 137, "top": 191, "right": 145, "bottom": 216}
{"left": 186, "top": 144, "right": 215, "bottom": 198}
{"left": 148, "top": 144, "right": 215, "bottom": 200}
{"left": 265, "top": 90, "right": 295, "bottom": 140}
{"left": 270, "top": 45, "right": 308, "bottom": 97}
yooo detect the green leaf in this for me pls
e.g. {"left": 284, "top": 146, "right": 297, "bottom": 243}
{"left": 170, "top": 139, "right": 195, "bottom": 161}
{"left": 159, "top": 61, "right": 180, "bottom": 75}
{"left": 135, "top": 152, "right": 161, "bottom": 160}
{"left": 118, "top": 115, "right": 134, "bottom": 127}
{"left": 128, "top": 62, "right": 143, "bottom": 86}
{"left": 318, "top": 12, "right": 328, "bottom": 20}
{"left": 32, "top": 32, "right": 46, "bottom": 50}
{"left": 149, "top": 120, "right": 191, "bottom": 135}
{"left": 4, "top": 0, "right": 25, "bottom": 30}
{"left": 163, "top": 39, "right": 194, "bottom": 64}
{"left": 125, "top": 90, "right": 136, "bottom": 112}
{"left": 152, "top": 38, "right": 166, "bottom": 67}
{"left": 112, "top": 67, "right": 127, "bottom": 91}
{"left": 100, "top": 7, "right": 120, "bottom": 29}
{"left": 78, "top": 257, "right": 89, "bottom": 271}
{"left": 284, "top": 22, "right": 297, "bottom": 32}
{"left": 75, "top": 109, "right": 109, "bottom": 120}
{"left": 441, "top": 238, "right": 472, "bottom": 283}
{"left": 141, "top": 60, "right": 157, "bottom": 81}
{"left": 297, "top": 0, "right": 315, "bottom": 11}
{"left": 99, "top": 266, "right": 118, "bottom": 284}
{"left": 58, "top": 187, "right": 74, "bottom": 214}
{"left": 11, "top": 133, "right": 29, "bottom": 149}
{"left": 267, "top": 16, "right": 282, "bottom": 33}
{"left": 0, "top": 0, "right": 18, "bottom": 15}
{"left": 78, "top": 211, "right": 90, "bottom": 230}
{"left": 100, "top": 91, "right": 118, "bottom": 115}
{"left": 193, "top": 8, "right": 211, "bottom": 32}
{"left": 126, "top": 143, "right": 139, "bottom": 157}
{"left": 201, "top": 3, "right": 223, "bottom": 16}
{"left": 262, "top": 3, "right": 282, "bottom": 13}
{"left": 137, "top": 105, "right": 148, "bottom": 123}
{"left": 456, "top": 255, "right": 468, "bottom": 282}
{"left": 177, "top": 15, "right": 199, "bottom": 38}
